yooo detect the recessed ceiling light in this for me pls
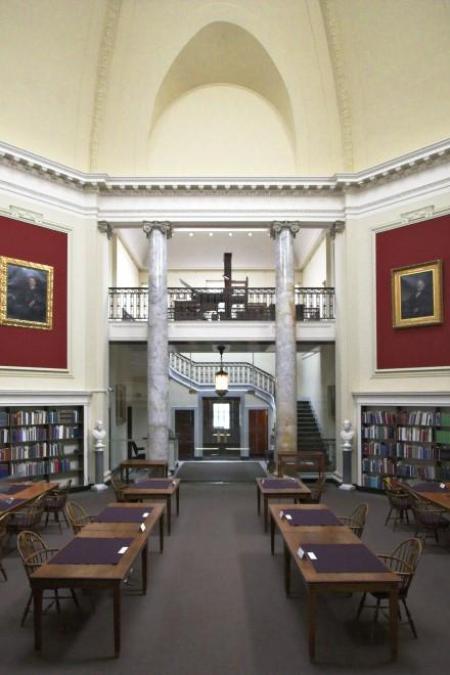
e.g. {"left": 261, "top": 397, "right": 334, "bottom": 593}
{"left": 189, "top": 232, "right": 194, "bottom": 237}
{"left": 228, "top": 232, "right": 233, "bottom": 237}
{"left": 248, "top": 232, "right": 253, "bottom": 237}
{"left": 209, "top": 232, "right": 214, "bottom": 237}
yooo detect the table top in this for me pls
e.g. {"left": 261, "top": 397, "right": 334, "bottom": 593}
{"left": 122, "top": 478, "right": 180, "bottom": 497}
{"left": 269, "top": 503, "right": 341, "bottom": 534}
{"left": 402, "top": 482, "right": 450, "bottom": 511}
{"left": 0, "top": 481, "right": 57, "bottom": 513}
{"left": 120, "top": 459, "right": 169, "bottom": 469}
{"left": 282, "top": 523, "right": 399, "bottom": 587}
{"left": 85, "top": 501, "right": 165, "bottom": 535}
{"left": 31, "top": 518, "right": 152, "bottom": 584}
{"left": 256, "top": 477, "right": 311, "bottom": 496}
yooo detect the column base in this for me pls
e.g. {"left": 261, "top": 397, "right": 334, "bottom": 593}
{"left": 91, "top": 483, "right": 108, "bottom": 492}
{"left": 339, "top": 483, "right": 356, "bottom": 491}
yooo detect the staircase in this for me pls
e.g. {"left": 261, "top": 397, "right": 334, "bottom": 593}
{"left": 169, "top": 352, "right": 275, "bottom": 409}
{"left": 297, "top": 401, "right": 327, "bottom": 456}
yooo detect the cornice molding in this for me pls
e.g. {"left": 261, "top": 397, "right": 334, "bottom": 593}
{"left": 321, "top": 0, "right": 354, "bottom": 171}
{"left": 0, "top": 138, "right": 449, "bottom": 196}
{"left": 89, "top": 0, "right": 123, "bottom": 171}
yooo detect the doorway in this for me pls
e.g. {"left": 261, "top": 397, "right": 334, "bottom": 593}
{"left": 175, "top": 409, "right": 195, "bottom": 459}
{"left": 248, "top": 408, "right": 268, "bottom": 457}
{"left": 202, "top": 397, "right": 240, "bottom": 451}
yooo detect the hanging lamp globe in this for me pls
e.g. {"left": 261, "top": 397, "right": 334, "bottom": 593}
{"left": 215, "top": 345, "right": 229, "bottom": 397}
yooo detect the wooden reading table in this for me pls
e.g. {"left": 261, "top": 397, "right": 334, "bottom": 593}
{"left": 0, "top": 480, "right": 58, "bottom": 514}
{"left": 119, "top": 459, "right": 169, "bottom": 482}
{"left": 405, "top": 481, "right": 450, "bottom": 511}
{"left": 121, "top": 478, "right": 180, "bottom": 534}
{"left": 256, "top": 477, "right": 311, "bottom": 531}
{"left": 269, "top": 503, "right": 400, "bottom": 662}
{"left": 30, "top": 503, "right": 164, "bottom": 657}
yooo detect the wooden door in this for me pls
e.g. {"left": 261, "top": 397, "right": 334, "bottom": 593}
{"left": 175, "top": 409, "right": 195, "bottom": 459}
{"left": 249, "top": 409, "right": 268, "bottom": 457}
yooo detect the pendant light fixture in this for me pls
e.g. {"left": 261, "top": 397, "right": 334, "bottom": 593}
{"left": 215, "top": 345, "right": 229, "bottom": 397}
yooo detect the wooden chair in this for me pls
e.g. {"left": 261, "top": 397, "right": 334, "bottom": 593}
{"left": 299, "top": 476, "right": 326, "bottom": 504}
{"left": 338, "top": 503, "right": 369, "bottom": 538}
{"left": 356, "top": 538, "right": 423, "bottom": 638}
{"left": 17, "top": 530, "right": 79, "bottom": 626}
{"left": 410, "top": 499, "right": 449, "bottom": 544}
{"left": 110, "top": 472, "right": 127, "bottom": 502}
{"left": 127, "top": 440, "right": 145, "bottom": 460}
{"left": 64, "top": 500, "right": 94, "bottom": 534}
{"left": 0, "top": 513, "right": 10, "bottom": 581}
{"left": 43, "top": 480, "right": 72, "bottom": 532}
{"left": 383, "top": 478, "right": 414, "bottom": 529}
{"left": 6, "top": 494, "right": 45, "bottom": 535}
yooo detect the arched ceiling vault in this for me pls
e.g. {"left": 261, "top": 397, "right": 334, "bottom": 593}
{"left": 150, "top": 21, "right": 297, "bottom": 158}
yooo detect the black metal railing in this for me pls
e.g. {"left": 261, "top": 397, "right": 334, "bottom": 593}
{"left": 109, "top": 286, "right": 335, "bottom": 322}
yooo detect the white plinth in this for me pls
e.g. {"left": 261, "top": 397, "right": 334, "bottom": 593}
{"left": 339, "top": 482, "right": 356, "bottom": 491}
{"left": 91, "top": 482, "right": 108, "bottom": 491}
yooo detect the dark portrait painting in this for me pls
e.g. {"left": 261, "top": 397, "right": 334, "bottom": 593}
{"left": 391, "top": 260, "right": 443, "bottom": 329}
{"left": 0, "top": 257, "right": 53, "bottom": 330}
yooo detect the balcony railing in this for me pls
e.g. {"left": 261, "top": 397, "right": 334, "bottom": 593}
{"left": 109, "top": 286, "right": 335, "bottom": 322}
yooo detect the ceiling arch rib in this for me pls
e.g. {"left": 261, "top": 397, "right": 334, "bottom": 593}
{"left": 150, "top": 21, "right": 297, "bottom": 158}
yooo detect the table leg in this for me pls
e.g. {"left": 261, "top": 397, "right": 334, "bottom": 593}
{"left": 167, "top": 496, "right": 172, "bottom": 535}
{"left": 284, "top": 542, "right": 291, "bottom": 596}
{"left": 389, "top": 587, "right": 399, "bottom": 660}
{"left": 176, "top": 486, "right": 180, "bottom": 515}
{"left": 159, "top": 514, "right": 164, "bottom": 553}
{"left": 113, "top": 585, "right": 121, "bottom": 657}
{"left": 270, "top": 512, "right": 275, "bottom": 555}
{"left": 264, "top": 496, "right": 268, "bottom": 532}
{"left": 33, "top": 588, "right": 43, "bottom": 651}
{"left": 257, "top": 485, "right": 261, "bottom": 514}
{"left": 307, "top": 587, "right": 317, "bottom": 661}
{"left": 141, "top": 543, "right": 148, "bottom": 595}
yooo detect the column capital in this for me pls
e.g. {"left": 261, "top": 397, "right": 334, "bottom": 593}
{"left": 143, "top": 221, "right": 173, "bottom": 239}
{"left": 97, "top": 221, "right": 113, "bottom": 239}
{"left": 329, "top": 220, "right": 345, "bottom": 240}
{"left": 270, "top": 221, "right": 301, "bottom": 239}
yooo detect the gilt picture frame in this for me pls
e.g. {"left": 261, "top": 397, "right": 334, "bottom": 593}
{"left": 391, "top": 259, "right": 443, "bottom": 329}
{"left": 0, "top": 256, "right": 54, "bottom": 330}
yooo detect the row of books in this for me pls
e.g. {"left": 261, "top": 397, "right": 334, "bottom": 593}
{"left": 362, "top": 426, "right": 395, "bottom": 440}
{"left": 9, "top": 458, "right": 78, "bottom": 477}
{"left": 395, "top": 444, "right": 438, "bottom": 460}
{"left": 11, "top": 428, "right": 48, "bottom": 442}
{"left": 362, "top": 441, "right": 394, "bottom": 457}
{"left": 1, "top": 409, "right": 81, "bottom": 426}
{"left": 396, "top": 463, "right": 437, "bottom": 479}
{"left": 361, "top": 411, "right": 397, "bottom": 425}
{"left": 0, "top": 463, "right": 8, "bottom": 479}
{"left": 362, "top": 458, "right": 395, "bottom": 475}
{"left": 0, "top": 443, "right": 78, "bottom": 461}
{"left": 48, "top": 426, "right": 81, "bottom": 440}
{"left": 361, "top": 474, "right": 384, "bottom": 489}
{"left": 0, "top": 429, "right": 8, "bottom": 443}
{"left": 397, "top": 427, "right": 433, "bottom": 442}
{"left": 362, "top": 410, "right": 450, "bottom": 427}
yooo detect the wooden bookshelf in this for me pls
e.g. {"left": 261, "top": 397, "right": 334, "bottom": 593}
{"left": 360, "top": 406, "right": 450, "bottom": 490}
{"left": 0, "top": 405, "right": 85, "bottom": 486}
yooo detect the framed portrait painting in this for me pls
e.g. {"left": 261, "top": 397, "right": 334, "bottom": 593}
{"left": 391, "top": 259, "right": 443, "bottom": 329}
{"left": 0, "top": 256, "right": 54, "bottom": 330}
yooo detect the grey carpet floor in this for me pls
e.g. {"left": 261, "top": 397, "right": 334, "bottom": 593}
{"left": 0, "top": 482, "right": 449, "bottom": 675}
{"left": 175, "top": 460, "right": 267, "bottom": 482}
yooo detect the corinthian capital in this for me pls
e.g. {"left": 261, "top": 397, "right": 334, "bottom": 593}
{"left": 270, "top": 221, "right": 301, "bottom": 239}
{"left": 97, "top": 221, "right": 113, "bottom": 239}
{"left": 142, "top": 221, "right": 173, "bottom": 239}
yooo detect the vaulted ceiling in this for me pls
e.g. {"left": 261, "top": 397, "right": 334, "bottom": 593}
{"left": 1, "top": 0, "right": 449, "bottom": 177}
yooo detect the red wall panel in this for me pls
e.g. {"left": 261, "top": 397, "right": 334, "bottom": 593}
{"left": 376, "top": 215, "right": 450, "bottom": 369}
{"left": 0, "top": 216, "right": 67, "bottom": 369}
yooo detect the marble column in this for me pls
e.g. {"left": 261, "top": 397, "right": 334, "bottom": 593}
{"left": 271, "top": 222, "right": 300, "bottom": 462}
{"left": 143, "top": 221, "right": 172, "bottom": 461}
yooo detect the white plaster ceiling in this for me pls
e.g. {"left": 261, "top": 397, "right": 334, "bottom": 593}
{"left": 119, "top": 227, "right": 323, "bottom": 272}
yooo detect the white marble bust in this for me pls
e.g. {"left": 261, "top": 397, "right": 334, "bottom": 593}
{"left": 340, "top": 419, "right": 354, "bottom": 448}
{"left": 92, "top": 420, "right": 106, "bottom": 448}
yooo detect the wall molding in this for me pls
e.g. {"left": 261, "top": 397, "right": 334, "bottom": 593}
{"left": 0, "top": 137, "right": 449, "bottom": 195}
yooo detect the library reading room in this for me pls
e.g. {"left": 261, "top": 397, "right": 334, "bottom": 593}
{"left": 0, "top": 2, "right": 450, "bottom": 674}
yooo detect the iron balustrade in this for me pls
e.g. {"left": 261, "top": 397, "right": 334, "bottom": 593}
{"left": 109, "top": 286, "right": 335, "bottom": 322}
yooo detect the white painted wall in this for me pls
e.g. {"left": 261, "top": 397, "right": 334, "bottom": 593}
{"left": 116, "top": 236, "right": 140, "bottom": 287}
{"left": 301, "top": 237, "right": 327, "bottom": 287}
